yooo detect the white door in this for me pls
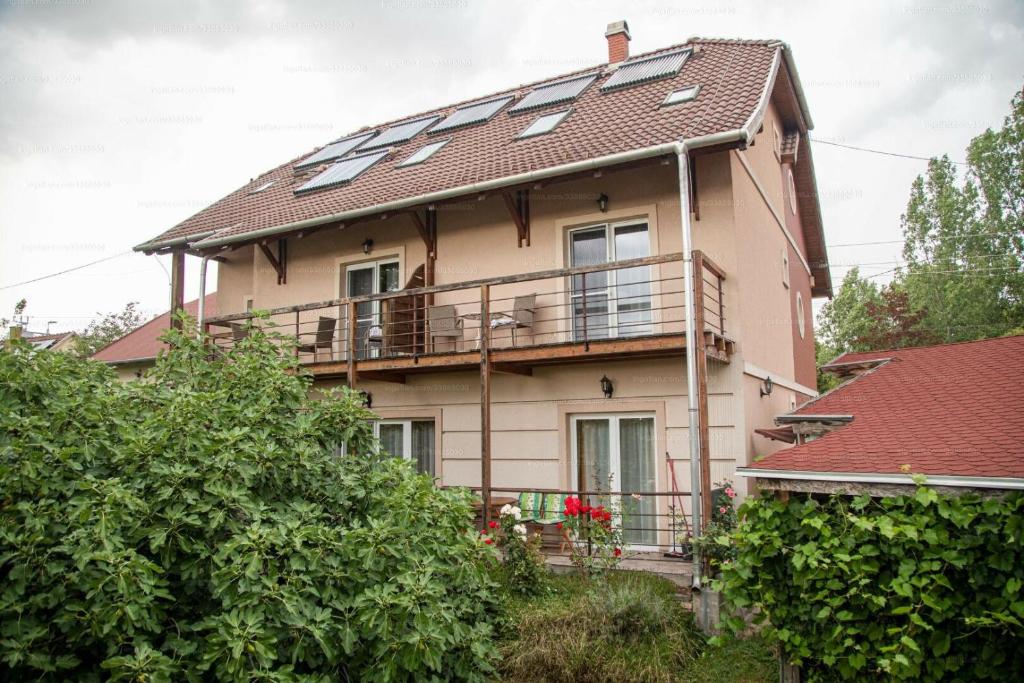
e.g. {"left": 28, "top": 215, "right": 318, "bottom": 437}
{"left": 376, "top": 419, "right": 436, "bottom": 476}
{"left": 570, "top": 414, "right": 657, "bottom": 547}
{"left": 345, "top": 259, "right": 400, "bottom": 358}
{"left": 568, "top": 221, "right": 652, "bottom": 341}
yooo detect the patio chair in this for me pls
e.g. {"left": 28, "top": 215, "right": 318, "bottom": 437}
{"left": 427, "top": 304, "right": 463, "bottom": 352}
{"left": 490, "top": 294, "right": 535, "bottom": 346}
{"left": 517, "top": 491, "right": 544, "bottom": 523}
{"left": 297, "top": 316, "right": 336, "bottom": 361}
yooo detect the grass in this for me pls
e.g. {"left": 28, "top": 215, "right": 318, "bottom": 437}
{"left": 497, "top": 571, "right": 775, "bottom": 683}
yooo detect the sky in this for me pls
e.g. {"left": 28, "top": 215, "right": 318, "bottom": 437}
{"left": 1, "top": 0, "right": 1021, "bottom": 334}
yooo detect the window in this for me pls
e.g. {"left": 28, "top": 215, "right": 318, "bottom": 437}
{"left": 397, "top": 138, "right": 450, "bottom": 167}
{"left": 376, "top": 419, "right": 436, "bottom": 476}
{"left": 248, "top": 180, "right": 275, "bottom": 194}
{"left": 571, "top": 414, "right": 657, "bottom": 547}
{"left": 787, "top": 168, "right": 798, "bottom": 214}
{"left": 772, "top": 122, "right": 782, "bottom": 161}
{"left": 781, "top": 248, "right": 790, "bottom": 289}
{"left": 796, "top": 291, "right": 806, "bottom": 339}
{"left": 345, "top": 259, "right": 400, "bottom": 358}
{"left": 517, "top": 109, "right": 570, "bottom": 139}
{"left": 662, "top": 85, "right": 700, "bottom": 106}
{"left": 569, "top": 221, "right": 652, "bottom": 340}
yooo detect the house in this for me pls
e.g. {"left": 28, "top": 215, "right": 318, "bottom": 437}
{"left": 18, "top": 330, "right": 79, "bottom": 353}
{"left": 740, "top": 336, "right": 1024, "bottom": 494}
{"left": 133, "top": 22, "right": 831, "bottom": 559}
{"left": 91, "top": 294, "right": 218, "bottom": 380}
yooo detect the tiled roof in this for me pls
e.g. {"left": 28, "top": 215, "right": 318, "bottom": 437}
{"left": 91, "top": 294, "right": 217, "bottom": 364}
{"left": 135, "top": 38, "right": 794, "bottom": 252}
{"left": 750, "top": 336, "right": 1024, "bottom": 479}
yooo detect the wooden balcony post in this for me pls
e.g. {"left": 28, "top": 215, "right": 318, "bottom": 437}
{"left": 480, "top": 283, "right": 492, "bottom": 528}
{"left": 294, "top": 310, "right": 300, "bottom": 358}
{"left": 691, "top": 252, "right": 713, "bottom": 537}
{"left": 347, "top": 301, "right": 358, "bottom": 389}
{"left": 169, "top": 250, "right": 185, "bottom": 331}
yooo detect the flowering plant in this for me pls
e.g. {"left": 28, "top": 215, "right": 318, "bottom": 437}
{"left": 559, "top": 495, "right": 624, "bottom": 576}
{"left": 480, "top": 504, "right": 547, "bottom": 595}
{"left": 693, "top": 481, "right": 739, "bottom": 572}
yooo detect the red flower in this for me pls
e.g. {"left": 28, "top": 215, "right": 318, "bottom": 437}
{"left": 580, "top": 505, "right": 591, "bottom": 515}
{"left": 563, "top": 496, "right": 582, "bottom": 516}
{"left": 488, "top": 520, "right": 498, "bottom": 529}
{"left": 613, "top": 548, "right": 622, "bottom": 557}
{"left": 484, "top": 538, "right": 494, "bottom": 545}
{"left": 556, "top": 522, "right": 563, "bottom": 530}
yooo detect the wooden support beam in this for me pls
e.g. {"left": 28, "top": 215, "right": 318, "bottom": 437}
{"left": 502, "top": 190, "right": 530, "bottom": 248}
{"left": 480, "top": 283, "right": 492, "bottom": 529}
{"left": 346, "top": 301, "right": 358, "bottom": 390}
{"left": 169, "top": 250, "right": 185, "bottom": 330}
{"left": 258, "top": 239, "right": 287, "bottom": 285}
{"left": 692, "top": 251, "right": 713, "bottom": 546}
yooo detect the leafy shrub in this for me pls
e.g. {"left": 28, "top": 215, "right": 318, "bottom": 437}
{"left": 0, "top": 323, "right": 501, "bottom": 681}
{"left": 485, "top": 503, "right": 550, "bottom": 596}
{"left": 499, "top": 572, "right": 705, "bottom": 682}
{"left": 717, "top": 488, "right": 1024, "bottom": 681}
{"left": 692, "top": 482, "right": 738, "bottom": 571}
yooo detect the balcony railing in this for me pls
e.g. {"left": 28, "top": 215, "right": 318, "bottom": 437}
{"left": 204, "top": 250, "right": 729, "bottom": 366}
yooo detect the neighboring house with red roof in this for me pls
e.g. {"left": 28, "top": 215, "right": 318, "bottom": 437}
{"left": 91, "top": 295, "right": 218, "bottom": 380}
{"left": 740, "top": 336, "right": 1024, "bottom": 493}
{"left": 20, "top": 331, "right": 79, "bottom": 353}
{"left": 131, "top": 22, "right": 833, "bottom": 545}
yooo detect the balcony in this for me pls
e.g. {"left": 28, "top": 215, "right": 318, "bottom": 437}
{"left": 204, "top": 250, "right": 732, "bottom": 380}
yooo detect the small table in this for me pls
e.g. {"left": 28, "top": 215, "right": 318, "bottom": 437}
{"left": 459, "top": 312, "right": 516, "bottom": 348}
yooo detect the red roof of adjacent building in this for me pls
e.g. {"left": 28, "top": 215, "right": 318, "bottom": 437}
{"left": 747, "top": 336, "right": 1024, "bottom": 480}
{"left": 91, "top": 294, "right": 217, "bottom": 364}
{"left": 132, "top": 35, "right": 830, "bottom": 295}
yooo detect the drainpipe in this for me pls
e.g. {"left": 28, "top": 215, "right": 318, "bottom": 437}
{"left": 675, "top": 145, "right": 703, "bottom": 589}
{"left": 196, "top": 254, "right": 211, "bottom": 333}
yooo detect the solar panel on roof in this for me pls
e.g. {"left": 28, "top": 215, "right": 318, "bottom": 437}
{"left": 507, "top": 74, "right": 597, "bottom": 114}
{"left": 430, "top": 96, "right": 512, "bottom": 133}
{"left": 601, "top": 49, "right": 690, "bottom": 91}
{"left": 295, "top": 132, "right": 375, "bottom": 169}
{"left": 294, "top": 150, "right": 388, "bottom": 194}
{"left": 358, "top": 116, "right": 439, "bottom": 150}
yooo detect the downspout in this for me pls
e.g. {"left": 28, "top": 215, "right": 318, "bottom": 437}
{"left": 196, "top": 255, "right": 212, "bottom": 333}
{"left": 675, "top": 144, "right": 703, "bottom": 589}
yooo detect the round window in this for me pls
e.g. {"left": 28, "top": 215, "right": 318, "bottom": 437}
{"left": 796, "top": 291, "right": 806, "bottom": 339}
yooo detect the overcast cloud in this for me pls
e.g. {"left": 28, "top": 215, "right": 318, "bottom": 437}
{"left": 1, "top": 0, "right": 1021, "bottom": 333}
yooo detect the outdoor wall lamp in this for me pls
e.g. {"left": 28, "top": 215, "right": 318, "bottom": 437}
{"left": 359, "top": 390, "right": 372, "bottom": 408}
{"left": 760, "top": 376, "right": 774, "bottom": 398}
{"left": 362, "top": 238, "right": 374, "bottom": 254}
{"left": 597, "top": 193, "right": 609, "bottom": 213}
{"left": 600, "top": 374, "right": 614, "bottom": 398}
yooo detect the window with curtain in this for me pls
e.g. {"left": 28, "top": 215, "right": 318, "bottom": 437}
{"left": 375, "top": 419, "right": 435, "bottom": 476}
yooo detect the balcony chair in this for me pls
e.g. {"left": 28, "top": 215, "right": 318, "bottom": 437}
{"left": 297, "top": 316, "right": 337, "bottom": 362}
{"left": 490, "top": 294, "right": 535, "bottom": 346}
{"left": 427, "top": 304, "right": 463, "bottom": 352}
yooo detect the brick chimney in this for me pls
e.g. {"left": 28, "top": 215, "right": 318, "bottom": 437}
{"left": 605, "top": 20, "right": 630, "bottom": 64}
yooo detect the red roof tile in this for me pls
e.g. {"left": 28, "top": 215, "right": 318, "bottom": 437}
{"left": 135, "top": 39, "right": 791, "bottom": 252}
{"left": 91, "top": 294, "right": 217, "bottom": 364}
{"left": 750, "top": 336, "right": 1024, "bottom": 479}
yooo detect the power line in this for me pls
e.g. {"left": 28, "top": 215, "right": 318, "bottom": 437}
{"left": 809, "top": 136, "right": 968, "bottom": 166}
{"left": 0, "top": 250, "right": 134, "bottom": 291}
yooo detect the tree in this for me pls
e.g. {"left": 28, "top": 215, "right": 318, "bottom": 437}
{"left": 855, "top": 285, "right": 939, "bottom": 351}
{"left": 816, "top": 268, "right": 882, "bottom": 356}
{"left": 73, "top": 301, "right": 145, "bottom": 357}
{"left": 0, "top": 318, "right": 502, "bottom": 681}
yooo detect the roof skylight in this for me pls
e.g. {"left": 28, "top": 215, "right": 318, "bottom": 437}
{"left": 294, "top": 150, "right": 388, "bottom": 194}
{"left": 430, "top": 96, "right": 512, "bottom": 133}
{"left": 358, "top": 116, "right": 440, "bottom": 150}
{"left": 662, "top": 85, "right": 700, "bottom": 106}
{"left": 295, "top": 132, "right": 376, "bottom": 169}
{"left": 508, "top": 74, "right": 597, "bottom": 114}
{"left": 247, "top": 180, "right": 275, "bottom": 194}
{"left": 601, "top": 49, "right": 690, "bottom": 91}
{"left": 398, "top": 138, "right": 450, "bottom": 167}
{"left": 517, "top": 109, "right": 570, "bottom": 139}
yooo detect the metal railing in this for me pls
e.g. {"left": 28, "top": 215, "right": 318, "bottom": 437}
{"left": 204, "top": 251, "right": 727, "bottom": 365}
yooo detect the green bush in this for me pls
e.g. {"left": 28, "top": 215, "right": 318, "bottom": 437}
{"left": 0, "top": 322, "right": 501, "bottom": 681}
{"left": 717, "top": 488, "right": 1024, "bottom": 681}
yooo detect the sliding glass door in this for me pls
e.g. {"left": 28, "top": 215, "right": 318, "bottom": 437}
{"left": 569, "top": 221, "right": 652, "bottom": 341}
{"left": 571, "top": 414, "right": 657, "bottom": 547}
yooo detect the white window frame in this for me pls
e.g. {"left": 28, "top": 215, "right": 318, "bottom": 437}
{"left": 772, "top": 121, "right": 782, "bottom": 161}
{"left": 567, "top": 220, "right": 653, "bottom": 340}
{"left": 569, "top": 412, "right": 659, "bottom": 551}
{"left": 787, "top": 167, "right": 798, "bottom": 214}
{"left": 374, "top": 418, "right": 436, "bottom": 475}
{"left": 344, "top": 257, "right": 400, "bottom": 358}
{"left": 781, "top": 248, "right": 790, "bottom": 289}
{"left": 662, "top": 84, "right": 700, "bottom": 106}
{"left": 796, "top": 291, "right": 806, "bottom": 339}
{"left": 518, "top": 109, "right": 571, "bottom": 139}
